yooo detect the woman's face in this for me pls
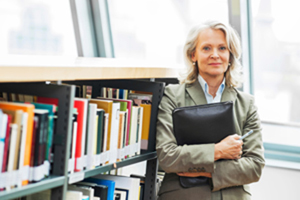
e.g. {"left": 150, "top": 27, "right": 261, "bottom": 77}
{"left": 192, "top": 28, "right": 230, "bottom": 80}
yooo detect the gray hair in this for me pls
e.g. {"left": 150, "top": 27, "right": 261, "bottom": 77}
{"left": 180, "top": 21, "right": 243, "bottom": 87}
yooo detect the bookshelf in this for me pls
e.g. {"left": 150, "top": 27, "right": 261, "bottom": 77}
{"left": 0, "top": 56, "right": 179, "bottom": 200}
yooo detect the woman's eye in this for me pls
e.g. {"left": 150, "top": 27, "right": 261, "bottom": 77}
{"left": 203, "top": 47, "right": 210, "bottom": 51}
{"left": 220, "top": 46, "right": 227, "bottom": 50}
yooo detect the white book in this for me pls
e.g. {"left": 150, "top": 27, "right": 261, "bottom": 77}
{"left": 86, "top": 103, "right": 97, "bottom": 170}
{"left": 66, "top": 190, "right": 82, "bottom": 200}
{"left": 7, "top": 124, "right": 18, "bottom": 172}
{"left": 0, "top": 111, "right": 8, "bottom": 172}
{"left": 93, "top": 197, "right": 100, "bottom": 200}
{"left": 18, "top": 112, "right": 28, "bottom": 186}
{"left": 129, "top": 106, "right": 138, "bottom": 157}
{"left": 69, "top": 121, "right": 78, "bottom": 173}
{"left": 94, "top": 174, "right": 140, "bottom": 200}
{"left": 68, "top": 184, "right": 94, "bottom": 200}
{"left": 109, "top": 102, "right": 120, "bottom": 163}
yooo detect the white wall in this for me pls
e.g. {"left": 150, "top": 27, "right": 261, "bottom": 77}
{"left": 251, "top": 165, "right": 300, "bottom": 200}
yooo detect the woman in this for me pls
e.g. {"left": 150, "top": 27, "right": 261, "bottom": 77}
{"left": 156, "top": 21, "right": 265, "bottom": 200}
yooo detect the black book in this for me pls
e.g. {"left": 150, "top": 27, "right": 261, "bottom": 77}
{"left": 172, "top": 101, "right": 236, "bottom": 145}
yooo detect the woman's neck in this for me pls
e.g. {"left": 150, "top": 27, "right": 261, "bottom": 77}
{"left": 201, "top": 74, "right": 224, "bottom": 98}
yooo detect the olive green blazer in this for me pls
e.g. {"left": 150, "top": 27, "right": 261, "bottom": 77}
{"left": 156, "top": 81, "right": 265, "bottom": 200}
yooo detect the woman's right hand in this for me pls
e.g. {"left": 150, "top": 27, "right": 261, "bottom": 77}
{"left": 214, "top": 134, "right": 243, "bottom": 161}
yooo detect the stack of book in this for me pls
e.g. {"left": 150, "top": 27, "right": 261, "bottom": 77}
{"left": 0, "top": 86, "right": 152, "bottom": 190}
{"left": 69, "top": 87, "right": 152, "bottom": 173}
{"left": 0, "top": 101, "right": 56, "bottom": 190}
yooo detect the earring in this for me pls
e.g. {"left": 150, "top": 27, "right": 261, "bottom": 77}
{"left": 192, "top": 62, "right": 196, "bottom": 65}
{"left": 228, "top": 63, "right": 231, "bottom": 66}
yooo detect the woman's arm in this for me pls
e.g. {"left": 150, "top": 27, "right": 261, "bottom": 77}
{"left": 211, "top": 96, "right": 265, "bottom": 192}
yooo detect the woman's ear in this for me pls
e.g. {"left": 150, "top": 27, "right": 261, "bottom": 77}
{"left": 191, "top": 52, "right": 196, "bottom": 62}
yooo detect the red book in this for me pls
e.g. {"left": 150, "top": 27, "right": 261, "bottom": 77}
{"left": 74, "top": 99, "right": 88, "bottom": 172}
{"left": 2, "top": 115, "right": 11, "bottom": 172}
{"left": 36, "top": 97, "right": 58, "bottom": 106}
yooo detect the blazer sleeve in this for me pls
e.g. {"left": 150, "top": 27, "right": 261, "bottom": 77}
{"left": 211, "top": 95, "right": 265, "bottom": 192}
{"left": 156, "top": 85, "right": 216, "bottom": 173}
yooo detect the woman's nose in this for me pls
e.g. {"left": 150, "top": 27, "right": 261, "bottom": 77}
{"left": 210, "top": 49, "right": 219, "bottom": 59}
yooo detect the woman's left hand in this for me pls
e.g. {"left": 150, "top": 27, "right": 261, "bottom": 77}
{"left": 177, "top": 172, "right": 212, "bottom": 178}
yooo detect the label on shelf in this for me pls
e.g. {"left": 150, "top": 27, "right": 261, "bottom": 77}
{"left": 21, "top": 165, "right": 30, "bottom": 181}
{"left": 69, "top": 171, "right": 85, "bottom": 184}
{"left": 130, "top": 144, "right": 135, "bottom": 156}
{"left": 82, "top": 155, "right": 88, "bottom": 168}
{"left": 68, "top": 158, "right": 75, "bottom": 172}
{"left": 125, "top": 145, "right": 130, "bottom": 156}
{"left": 76, "top": 157, "right": 84, "bottom": 171}
{"left": 0, "top": 172, "right": 7, "bottom": 188}
{"left": 32, "top": 164, "right": 45, "bottom": 182}
{"left": 95, "top": 154, "right": 101, "bottom": 166}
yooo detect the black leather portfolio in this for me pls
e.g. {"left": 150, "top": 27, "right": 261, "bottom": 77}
{"left": 172, "top": 101, "right": 236, "bottom": 146}
{"left": 172, "top": 101, "right": 236, "bottom": 188}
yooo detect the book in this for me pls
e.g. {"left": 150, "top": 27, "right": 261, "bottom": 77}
{"left": 97, "top": 98, "right": 133, "bottom": 159}
{"left": 1, "top": 114, "right": 11, "bottom": 173}
{"left": 66, "top": 190, "right": 83, "bottom": 200}
{"left": 86, "top": 103, "right": 98, "bottom": 170}
{"left": 68, "top": 184, "right": 94, "bottom": 200}
{"left": 84, "top": 178, "right": 115, "bottom": 200}
{"left": 139, "top": 104, "right": 151, "bottom": 150}
{"left": 6, "top": 123, "right": 18, "bottom": 189}
{"left": 127, "top": 93, "right": 152, "bottom": 150}
{"left": 1, "top": 109, "right": 23, "bottom": 171}
{"left": 32, "top": 109, "right": 49, "bottom": 182}
{"left": 31, "top": 102, "right": 57, "bottom": 162}
{"left": 75, "top": 182, "right": 108, "bottom": 200}
{"left": 92, "top": 174, "right": 140, "bottom": 200}
{"left": 69, "top": 108, "right": 78, "bottom": 173}
{"left": 74, "top": 98, "right": 89, "bottom": 172}
{"left": 96, "top": 109, "right": 104, "bottom": 156}
{"left": 0, "top": 111, "right": 8, "bottom": 172}
{"left": 89, "top": 99, "right": 113, "bottom": 152}
{"left": 0, "top": 102, "right": 35, "bottom": 186}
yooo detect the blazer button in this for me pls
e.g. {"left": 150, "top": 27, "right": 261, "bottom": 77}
{"left": 197, "top": 167, "right": 206, "bottom": 172}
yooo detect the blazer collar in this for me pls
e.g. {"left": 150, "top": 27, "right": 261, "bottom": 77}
{"left": 186, "top": 81, "right": 237, "bottom": 105}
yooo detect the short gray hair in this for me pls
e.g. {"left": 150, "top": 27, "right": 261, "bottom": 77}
{"left": 180, "top": 21, "right": 243, "bottom": 87}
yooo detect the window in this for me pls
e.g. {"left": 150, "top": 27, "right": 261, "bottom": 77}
{"left": 108, "top": 0, "right": 229, "bottom": 65}
{"left": 0, "top": 0, "right": 77, "bottom": 56}
{"left": 251, "top": 0, "right": 300, "bottom": 148}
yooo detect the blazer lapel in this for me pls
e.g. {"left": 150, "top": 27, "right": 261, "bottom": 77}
{"left": 221, "top": 86, "right": 237, "bottom": 103}
{"left": 186, "top": 81, "right": 207, "bottom": 105}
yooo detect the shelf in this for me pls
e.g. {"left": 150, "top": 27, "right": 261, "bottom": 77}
{"left": 67, "top": 152, "right": 157, "bottom": 182}
{"left": 0, "top": 55, "right": 180, "bottom": 82}
{"left": 0, "top": 176, "right": 65, "bottom": 200}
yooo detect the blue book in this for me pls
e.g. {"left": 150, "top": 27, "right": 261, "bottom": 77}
{"left": 85, "top": 178, "right": 115, "bottom": 200}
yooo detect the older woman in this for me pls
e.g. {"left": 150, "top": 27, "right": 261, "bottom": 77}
{"left": 156, "top": 21, "right": 265, "bottom": 200}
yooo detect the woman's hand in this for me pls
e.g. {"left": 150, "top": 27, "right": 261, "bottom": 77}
{"left": 177, "top": 172, "right": 212, "bottom": 178}
{"left": 214, "top": 134, "right": 243, "bottom": 161}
